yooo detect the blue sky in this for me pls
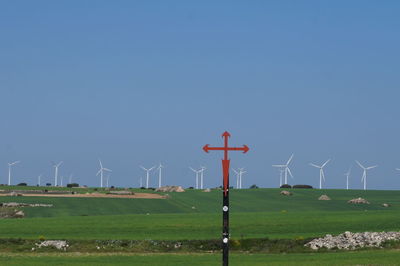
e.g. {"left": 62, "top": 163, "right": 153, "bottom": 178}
{"left": 1, "top": 1, "right": 399, "bottom": 189}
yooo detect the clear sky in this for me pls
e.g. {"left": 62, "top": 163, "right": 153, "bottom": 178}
{"left": 1, "top": 1, "right": 399, "bottom": 189}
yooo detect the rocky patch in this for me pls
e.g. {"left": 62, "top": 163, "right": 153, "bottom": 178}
{"left": 0, "top": 209, "right": 24, "bottom": 218}
{"left": 156, "top": 186, "right": 185, "bottom": 192}
{"left": 36, "top": 240, "right": 69, "bottom": 251}
{"left": 348, "top": 197, "right": 370, "bottom": 204}
{"left": 305, "top": 231, "right": 400, "bottom": 250}
{"left": 280, "top": 190, "right": 292, "bottom": 196}
{"left": 318, "top": 195, "right": 331, "bottom": 200}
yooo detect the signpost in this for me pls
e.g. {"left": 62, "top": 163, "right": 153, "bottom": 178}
{"left": 203, "top": 131, "right": 249, "bottom": 266}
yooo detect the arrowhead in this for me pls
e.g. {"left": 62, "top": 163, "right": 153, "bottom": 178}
{"left": 222, "top": 131, "right": 231, "bottom": 138}
{"left": 203, "top": 144, "right": 209, "bottom": 153}
{"left": 243, "top": 145, "right": 249, "bottom": 153}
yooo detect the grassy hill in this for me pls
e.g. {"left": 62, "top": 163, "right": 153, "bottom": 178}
{"left": 0, "top": 188, "right": 398, "bottom": 217}
{"left": 0, "top": 188, "right": 398, "bottom": 240}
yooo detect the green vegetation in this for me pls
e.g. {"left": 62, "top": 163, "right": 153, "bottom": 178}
{"left": 0, "top": 188, "right": 399, "bottom": 264}
{"left": 0, "top": 210, "right": 399, "bottom": 240}
{"left": 0, "top": 188, "right": 399, "bottom": 217}
{"left": 1, "top": 250, "right": 400, "bottom": 266}
{"left": 0, "top": 188, "right": 398, "bottom": 240}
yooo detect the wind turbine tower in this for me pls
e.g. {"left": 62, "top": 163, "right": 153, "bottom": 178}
{"left": 189, "top": 167, "right": 201, "bottom": 189}
{"left": 344, "top": 167, "right": 351, "bottom": 190}
{"left": 356, "top": 161, "right": 377, "bottom": 190}
{"left": 309, "top": 159, "right": 330, "bottom": 189}
{"left": 97, "top": 160, "right": 112, "bottom": 188}
{"left": 232, "top": 169, "right": 240, "bottom": 189}
{"left": 52, "top": 161, "right": 63, "bottom": 186}
{"left": 37, "top": 174, "right": 42, "bottom": 186}
{"left": 199, "top": 166, "right": 206, "bottom": 189}
{"left": 157, "top": 163, "right": 163, "bottom": 188}
{"left": 106, "top": 174, "right": 110, "bottom": 188}
{"left": 238, "top": 168, "right": 246, "bottom": 189}
{"left": 272, "top": 154, "right": 294, "bottom": 185}
{"left": 8, "top": 161, "right": 20, "bottom": 186}
{"left": 140, "top": 165, "right": 155, "bottom": 189}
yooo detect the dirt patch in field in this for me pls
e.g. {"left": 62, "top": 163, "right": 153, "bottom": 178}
{"left": 0, "top": 193, "right": 166, "bottom": 199}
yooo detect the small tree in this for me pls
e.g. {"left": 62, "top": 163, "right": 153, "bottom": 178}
{"left": 249, "top": 184, "right": 259, "bottom": 189}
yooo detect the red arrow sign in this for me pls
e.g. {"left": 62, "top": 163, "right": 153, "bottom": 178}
{"left": 203, "top": 131, "right": 249, "bottom": 195}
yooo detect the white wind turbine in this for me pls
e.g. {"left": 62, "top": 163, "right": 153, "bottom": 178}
{"left": 189, "top": 167, "right": 201, "bottom": 189}
{"left": 37, "top": 174, "right": 42, "bottom": 186}
{"left": 157, "top": 163, "right": 163, "bottom": 188}
{"left": 232, "top": 169, "right": 240, "bottom": 189}
{"left": 106, "top": 174, "right": 110, "bottom": 188}
{"left": 52, "top": 161, "right": 63, "bottom": 186}
{"left": 344, "top": 167, "right": 351, "bottom": 190}
{"left": 272, "top": 154, "right": 294, "bottom": 185}
{"left": 140, "top": 165, "right": 155, "bottom": 189}
{"left": 97, "top": 159, "right": 112, "bottom": 188}
{"left": 199, "top": 166, "right": 206, "bottom": 189}
{"left": 69, "top": 174, "right": 74, "bottom": 184}
{"left": 356, "top": 161, "right": 377, "bottom": 190}
{"left": 238, "top": 168, "right": 246, "bottom": 189}
{"left": 8, "top": 161, "right": 20, "bottom": 186}
{"left": 272, "top": 165, "right": 285, "bottom": 186}
{"left": 309, "top": 159, "right": 330, "bottom": 189}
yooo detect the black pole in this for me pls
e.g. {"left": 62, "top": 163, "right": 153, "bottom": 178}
{"left": 222, "top": 182, "right": 229, "bottom": 266}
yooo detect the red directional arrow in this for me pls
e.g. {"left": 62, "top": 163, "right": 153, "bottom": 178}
{"left": 203, "top": 131, "right": 249, "bottom": 195}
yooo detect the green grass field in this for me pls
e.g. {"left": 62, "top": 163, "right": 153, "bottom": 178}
{"left": 0, "top": 188, "right": 399, "bottom": 265}
{"left": 1, "top": 250, "right": 400, "bottom": 266}
{"left": 0, "top": 188, "right": 398, "bottom": 240}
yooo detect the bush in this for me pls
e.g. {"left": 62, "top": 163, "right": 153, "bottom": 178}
{"left": 17, "top": 183, "right": 27, "bottom": 186}
{"left": 249, "top": 184, "right": 259, "bottom": 189}
{"left": 67, "top": 183, "right": 79, "bottom": 188}
{"left": 140, "top": 187, "right": 146, "bottom": 189}
{"left": 292, "top": 184, "right": 313, "bottom": 189}
{"left": 188, "top": 187, "right": 194, "bottom": 189}
{"left": 280, "top": 184, "right": 292, "bottom": 188}
{"left": 46, "top": 183, "right": 51, "bottom": 186}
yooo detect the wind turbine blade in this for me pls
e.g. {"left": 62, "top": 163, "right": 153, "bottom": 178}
{"left": 140, "top": 166, "right": 147, "bottom": 171}
{"left": 272, "top": 165, "right": 285, "bottom": 167}
{"left": 287, "top": 167, "right": 294, "bottom": 178}
{"left": 149, "top": 166, "right": 156, "bottom": 171}
{"left": 322, "top": 159, "right": 331, "bottom": 168}
{"left": 309, "top": 163, "right": 320, "bottom": 168}
{"left": 189, "top": 167, "right": 196, "bottom": 172}
{"left": 286, "top": 154, "right": 294, "bottom": 165}
{"left": 367, "top": 165, "right": 378, "bottom": 170}
{"left": 396, "top": 168, "right": 400, "bottom": 171}
{"left": 99, "top": 159, "right": 103, "bottom": 168}
{"left": 103, "top": 168, "right": 112, "bottom": 172}
{"left": 232, "top": 169, "right": 238, "bottom": 174}
{"left": 96, "top": 169, "right": 102, "bottom": 176}
{"left": 355, "top": 160, "right": 365, "bottom": 169}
